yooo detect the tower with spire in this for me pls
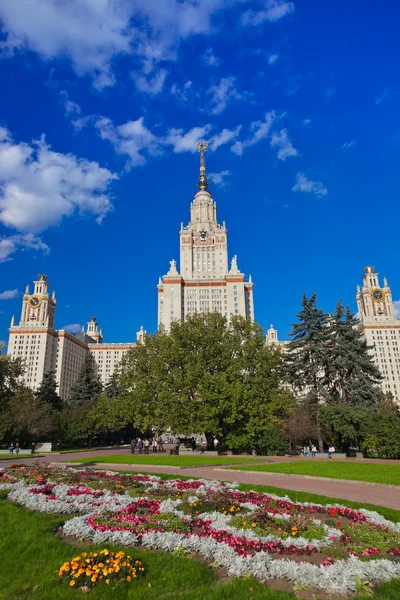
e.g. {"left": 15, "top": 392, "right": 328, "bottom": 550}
{"left": 157, "top": 142, "right": 254, "bottom": 330}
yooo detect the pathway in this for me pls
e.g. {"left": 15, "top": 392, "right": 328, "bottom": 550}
{"left": 1, "top": 447, "right": 399, "bottom": 511}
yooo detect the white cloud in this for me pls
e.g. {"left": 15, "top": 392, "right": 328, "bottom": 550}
{"left": 63, "top": 323, "right": 82, "bottom": 334}
{"left": 242, "top": 0, "right": 294, "bottom": 26}
{"left": 206, "top": 76, "right": 242, "bottom": 115}
{"left": 208, "top": 170, "right": 231, "bottom": 188}
{"left": 341, "top": 140, "right": 356, "bottom": 151}
{"left": 0, "top": 234, "right": 49, "bottom": 262}
{"left": 165, "top": 126, "right": 212, "bottom": 153}
{"left": 270, "top": 128, "right": 298, "bottom": 161}
{"left": 0, "top": 288, "right": 18, "bottom": 299}
{"left": 95, "top": 116, "right": 160, "bottom": 168}
{"left": 203, "top": 47, "right": 220, "bottom": 67}
{"left": 231, "top": 111, "right": 277, "bottom": 156}
{"left": 375, "top": 88, "right": 389, "bottom": 106}
{"left": 268, "top": 53, "right": 279, "bottom": 65}
{"left": 132, "top": 69, "right": 168, "bottom": 95}
{"left": 292, "top": 172, "right": 327, "bottom": 198}
{"left": 394, "top": 300, "right": 400, "bottom": 319}
{"left": 170, "top": 80, "right": 194, "bottom": 103}
{"left": 0, "top": 126, "right": 117, "bottom": 234}
{"left": 301, "top": 118, "right": 312, "bottom": 126}
{"left": 0, "top": 0, "right": 247, "bottom": 88}
{"left": 209, "top": 126, "right": 242, "bottom": 151}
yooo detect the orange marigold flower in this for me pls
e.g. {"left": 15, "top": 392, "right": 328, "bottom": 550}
{"left": 69, "top": 581, "right": 76, "bottom": 587}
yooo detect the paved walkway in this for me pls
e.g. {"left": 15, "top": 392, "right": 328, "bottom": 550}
{"left": 1, "top": 447, "right": 400, "bottom": 511}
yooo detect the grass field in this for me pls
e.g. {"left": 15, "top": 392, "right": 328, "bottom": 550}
{"left": 71, "top": 455, "right": 267, "bottom": 467}
{"left": 0, "top": 454, "right": 34, "bottom": 460}
{"left": 227, "top": 460, "right": 400, "bottom": 486}
{"left": 1, "top": 485, "right": 399, "bottom": 600}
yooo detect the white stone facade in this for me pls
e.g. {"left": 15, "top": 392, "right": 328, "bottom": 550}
{"left": 158, "top": 142, "right": 254, "bottom": 331}
{"left": 357, "top": 266, "right": 400, "bottom": 402}
{"left": 7, "top": 275, "right": 142, "bottom": 400}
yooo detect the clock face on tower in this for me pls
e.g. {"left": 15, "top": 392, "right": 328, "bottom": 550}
{"left": 199, "top": 229, "right": 208, "bottom": 241}
{"left": 371, "top": 288, "right": 385, "bottom": 302}
{"left": 29, "top": 295, "right": 42, "bottom": 308}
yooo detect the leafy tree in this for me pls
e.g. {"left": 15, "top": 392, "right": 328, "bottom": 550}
{"left": 285, "top": 293, "right": 331, "bottom": 450}
{"left": 35, "top": 371, "right": 62, "bottom": 410}
{"left": 68, "top": 354, "right": 102, "bottom": 406}
{"left": 0, "top": 346, "right": 26, "bottom": 440}
{"left": 325, "top": 302, "right": 382, "bottom": 406}
{"left": 320, "top": 402, "right": 371, "bottom": 449}
{"left": 9, "top": 387, "right": 58, "bottom": 444}
{"left": 94, "top": 313, "right": 292, "bottom": 449}
{"left": 283, "top": 402, "right": 318, "bottom": 448}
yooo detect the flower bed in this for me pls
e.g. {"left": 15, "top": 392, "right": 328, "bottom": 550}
{"left": 1, "top": 465, "right": 400, "bottom": 596}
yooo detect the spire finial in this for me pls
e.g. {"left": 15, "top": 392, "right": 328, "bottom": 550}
{"left": 196, "top": 140, "right": 209, "bottom": 191}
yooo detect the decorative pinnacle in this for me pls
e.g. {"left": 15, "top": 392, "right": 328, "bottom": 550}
{"left": 196, "top": 140, "right": 209, "bottom": 190}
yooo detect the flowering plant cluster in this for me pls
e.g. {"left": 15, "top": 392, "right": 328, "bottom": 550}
{"left": 58, "top": 549, "right": 144, "bottom": 589}
{"left": 1, "top": 465, "right": 400, "bottom": 595}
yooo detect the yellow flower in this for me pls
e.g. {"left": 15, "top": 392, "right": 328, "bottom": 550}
{"left": 251, "top": 523, "right": 257, "bottom": 528}
{"left": 69, "top": 581, "right": 76, "bottom": 587}
{"left": 127, "top": 576, "right": 131, "bottom": 582}
{"left": 242, "top": 521, "right": 247, "bottom": 526}
{"left": 102, "top": 550, "right": 109, "bottom": 556}
{"left": 106, "top": 579, "right": 110, "bottom": 585}
{"left": 91, "top": 575, "right": 97, "bottom": 583}
{"left": 81, "top": 552, "right": 87, "bottom": 557}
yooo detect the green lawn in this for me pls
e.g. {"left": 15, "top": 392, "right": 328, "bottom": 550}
{"left": 70, "top": 455, "right": 267, "bottom": 467}
{"left": 0, "top": 489, "right": 399, "bottom": 600}
{"left": 227, "top": 460, "right": 400, "bottom": 486}
{"left": 0, "top": 454, "right": 34, "bottom": 460}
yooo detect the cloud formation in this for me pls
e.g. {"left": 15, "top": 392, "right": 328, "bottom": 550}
{"left": 96, "top": 117, "right": 161, "bottom": 167}
{"left": 207, "top": 77, "right": 242, "bottom": 115}
{"left": 0, "top": 288, "right": 18, "bottom": 300}
{"left": 292, "top": 172, "right": 327, "bottom": 197}
{"left": 208, "top": 170, "right": 231, "bottom": 188}
{"left": 231, "top": 111, "right": 277, "bottom": 155}
{"left": 0, "top": 126, "right": 117, "bottom": 235}
{"left": 270, "top": 128, "right": 298, "bottom": 160}
{"left": 242, "top": 0, "right": 294, "bottom": 26}
{"left": 0, "top": 234, "right": 49, "bottom": 263}
{"left": 341, "top": 140, "right": 356, "bottom": 151}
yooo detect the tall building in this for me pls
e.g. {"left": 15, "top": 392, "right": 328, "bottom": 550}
{"left": 157, "top": 141, "right": 254, "bottom": 331}
{"left": 357, "top": 266, "right": 400, "bottom": 402}
{"left": 7, "top": 275, "right": 143, "bottom": 399}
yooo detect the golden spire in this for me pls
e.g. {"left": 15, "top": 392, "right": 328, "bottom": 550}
{"left": 196, "top": 140, "right": 209, "bottom": 191}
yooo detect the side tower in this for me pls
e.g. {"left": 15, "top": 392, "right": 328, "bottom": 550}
{"left": 357, "top": 266, "right": 400, "bottom": 402}
{"left": 157, "top": 142, "right": 254, "bottom": 331}
{"left": 8, "top": 274, "right": 58, "bottom": 391}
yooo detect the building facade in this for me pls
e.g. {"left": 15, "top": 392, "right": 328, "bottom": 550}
{"left": 7, "top": 275, "right": 143, "bottom": 399}
{"left": 357, "top": 266, "right": 400, "bottom": 402}
{"left": 157, "top": 141, "right": 254, "bottom": 331}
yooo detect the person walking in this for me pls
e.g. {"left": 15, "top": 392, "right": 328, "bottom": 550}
{"left": 8, "top": 442, "right": 14, "bottom": 454}
{"left": 15, "top": 442, "right": 20, "bottom": 455}
{"left": 200, "top": 440, "right": 206, "bottom": 454}
{"left": 130, "top": 438, "right": 136, "bottom": 454}
{"left": 174, "top": 437, "right": 181, "bottom": 456}
{"left": 137, "top": 438, "right": 143, "bottom": 455}
{"left": 328, "top": 445, "right": 335, "bottom": 459}
{"left": 143, "top": 439, "right": 150, "bottom": 454}
{"left": 191, "top": 437, "right": 197, "bottom": 452}
{"left": 311, "top": 444, "right": 317, "bottom": 458}
{"left": 152, "top": 438, "right": 158, "bottom": 453}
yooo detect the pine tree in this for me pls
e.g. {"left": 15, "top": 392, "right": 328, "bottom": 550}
{"left": 285, "top": 293, "right": 331, "bottom": 450}
{"left": 327, "top": 302, "right": 382, "bottom": 406}
{"left": 68, "top": 354, "right": 102, "bottom": 406}
{"left": 35, "top": 371, "right": 63, "bottom": 410}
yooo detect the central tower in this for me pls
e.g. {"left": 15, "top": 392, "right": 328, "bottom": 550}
{"left": 157, "top": 143, "right": 254, "bottom": 331}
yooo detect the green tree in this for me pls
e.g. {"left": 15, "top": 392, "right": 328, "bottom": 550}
{"left": 94, "top": 313, "right": 292, "bottom": 450}
{"left": 0, "top": 346, "right": 26, "bottom": 440}
{"left": 326, "top": 302, "right": 382, "bottom": 406}
{"left": 68, "top": 354, "right": 102, "bottom": 406}
{"left": 9, "top": 387, "right": 58, "bottom": 444}
{"left": 285, "top": 293, "right": 331, "bottom": 450}
{"left": 35, "top": 371, "right": 62, "bottom": 410}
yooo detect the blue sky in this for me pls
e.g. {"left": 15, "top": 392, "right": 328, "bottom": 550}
{"left": 0, "top": 0, "right": 400, "bottom": 345}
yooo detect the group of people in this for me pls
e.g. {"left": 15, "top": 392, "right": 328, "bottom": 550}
{"left": 8, "top": 442, "right": 20, "bottom": 454}
{"left": 302, "top": 444, "right": 336, "bottom": 458}
{"left": 130, "top": 436, "right": 165, "bottom": 455}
